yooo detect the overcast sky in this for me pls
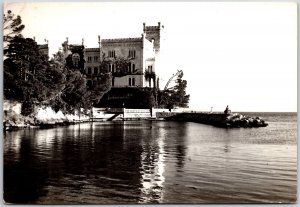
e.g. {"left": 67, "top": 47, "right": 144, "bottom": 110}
{"left": 4, "top": 2, "right": 297, "bottom": 112}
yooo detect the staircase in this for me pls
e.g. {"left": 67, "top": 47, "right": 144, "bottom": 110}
{"left": 107, "top": 113, "right": 122, "bottom": 121}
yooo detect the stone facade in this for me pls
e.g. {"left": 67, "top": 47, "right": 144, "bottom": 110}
{"left": 84, "top": 48, "right": 100, "bottom": 88}
{"left": 100, "top": 37, "right": 147, "bottom": 87}
{"left": 93, "top": 22, "right": 162, "bottom": 88}
{"left": 61, "top": 22, "right": 163, "bottom": 108}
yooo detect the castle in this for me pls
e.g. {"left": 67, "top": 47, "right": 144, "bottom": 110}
{"left": 62, "top": 22, "right": 164, "bottom": 108}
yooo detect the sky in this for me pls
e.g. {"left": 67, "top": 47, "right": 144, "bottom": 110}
{"left": 4, "top": 2, "right": 297, "bottom": 112}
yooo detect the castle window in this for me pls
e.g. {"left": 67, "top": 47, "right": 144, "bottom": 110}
{"left": 132, "top": 63, "right": 135, "bottom": 72}
{"left": 129, "top": 50, "right": 136, "bottom": 58}
{"left": 108, "top": 64, "right": 111, "bottom": 72}
{"left": 108, "top": 50, "right": 115, "bottom": 58}
{"left": 94, "top": 56, "right": 98, "bottom": 62}
{"left": 127, "top": 63, "right": 131, "bottom": 72}
{"left": 87, "top": 67, "right": 92, "bottom": 74}
{"left": 148, "top": 65, "right": 153, "bottom": 72}
{"left": 72, "top": 53, "right": 80, "bottom": 67}
{"left": 132, "top": 78, "right": 135, "bottom": 86}
{"left": 94, "top": 67, "right": 98, "bottom": 74}
{"left": 129, "top": 78, "right": 131, "bottom": 86}
{"left": 88, "top": 56, "right": 92, "bottom": 62}
{"left": 110, "top": 64, "right": 113, "bottom": 73}
{"left": 87, "top": 80, "right": 92, "bottom": 88}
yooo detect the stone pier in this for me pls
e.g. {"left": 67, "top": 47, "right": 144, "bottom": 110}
{"left": 162, "top": 112, "right": 268, "bottom": 128}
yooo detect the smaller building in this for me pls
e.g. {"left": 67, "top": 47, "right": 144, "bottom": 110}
{"left": 38, "top": 44, "right": 49, "bottom": 58}
{"left": 62, "top": 39, "right": 85, "bottom": 73}
{"left": 84, "top": 48, "right": 100, "bottom": 88}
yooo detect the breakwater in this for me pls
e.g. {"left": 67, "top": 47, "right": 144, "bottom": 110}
{"left": 163, "top": 112, "right": 268, "bottom": 128}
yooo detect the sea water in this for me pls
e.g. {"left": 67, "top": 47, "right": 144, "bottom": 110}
{"left": 3, "top": 112, "right": 297, "bottom": 204}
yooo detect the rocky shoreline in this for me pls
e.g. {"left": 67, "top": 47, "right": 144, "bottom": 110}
{"left": 226, "top": 113, "right": 268, "bottom": 128}
{"left": 3, "top": 119, "right": 90, "bottom": 131}
{"left": 3, "top": 101, "right": 91, "bottom": 131}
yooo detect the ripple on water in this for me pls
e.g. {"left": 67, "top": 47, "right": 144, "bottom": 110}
{"left": 4, "top": 117, "right": 297, "bottom": 204}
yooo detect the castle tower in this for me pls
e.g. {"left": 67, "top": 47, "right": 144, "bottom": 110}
{"left": 143, "top": 22, "right": 163, "bottom": 55}
{"left": 143, "top": 22, "right": 164, "bottom": 90}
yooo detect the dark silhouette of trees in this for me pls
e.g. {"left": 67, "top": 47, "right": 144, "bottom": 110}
{"left": 4, "top": 36, "right": 65, "bottom": 115}
{"left": 159, "top": 70, "right": 190, "bottom": 109}
{"left": 49, "top": 49, "right": 112, "bottom": 114}
{"left": 3, "top": 10, "right": 25, "bottom": 48}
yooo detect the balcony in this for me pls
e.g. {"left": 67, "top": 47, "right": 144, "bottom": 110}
{"left": 144, "top": 70, "right": 156, "bottom": 81}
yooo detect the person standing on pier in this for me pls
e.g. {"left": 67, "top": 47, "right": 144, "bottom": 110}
{"left": 224, "top": 105, "right": 231, "bottom": 114}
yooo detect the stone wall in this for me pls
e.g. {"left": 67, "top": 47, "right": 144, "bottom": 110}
{"left": 164, "top": 112, "right": 229, "bottom": 127}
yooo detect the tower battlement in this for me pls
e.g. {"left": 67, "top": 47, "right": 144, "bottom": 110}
{"left": 143, "top": 22, "right": 163, "bottom": 53}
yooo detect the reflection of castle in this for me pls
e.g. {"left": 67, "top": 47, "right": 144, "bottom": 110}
{"left": 62, "top": 22, "right": 163, "bottom": 108}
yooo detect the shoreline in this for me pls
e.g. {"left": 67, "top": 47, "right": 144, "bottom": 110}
{"left": 3, "top": 119, "right": 91, "bottom": 131}
{"left": 3, "top": 112, "right": 269, "bottom": 131}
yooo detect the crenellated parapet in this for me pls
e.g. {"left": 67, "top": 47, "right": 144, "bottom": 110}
{"left": 143, "top": 22, "right": 162, "bottom": 53}
{"left": 102, "top": 37, "right": 143, "bottom": 43}
{"left": 85, "top": 48, "right": 100, "bottom": 52}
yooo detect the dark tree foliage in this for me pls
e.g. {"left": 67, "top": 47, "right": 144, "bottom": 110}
{"left": 159, "top": 71, "right": 190, "bottom": 109}
{"left": 86, "top": 73, "right": 112, "bottom": 106}
{"left": 60, "top": 70, "right": 87, "bottom": 113}
{"left": 3, "top": 10, "right": 25, "bottom": 47}
{"left": 4, "top": 36, "right": 65, "bottom": 115}
{"left": 49, "top": 50, "right": 65, "bottom": 70}
{"left": 50, "top": 49, "right": 112, "bottom": 113}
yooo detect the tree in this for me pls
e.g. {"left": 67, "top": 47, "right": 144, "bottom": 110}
{"left": 3, "top": 10, "right": 25, "bottom": 49}
{"left": 173, "top": 71, "right": 190, "bottom": 107}
{"left": 86, "top": 73, "right": 112, "bottom": 106}
{"left": 159, "top": 70, "right": 190, "bottom": 109}
{"left": 49, "top": 47, "right": 113, "bottom": 113}
{"left": 4, "top": 36, "right": 65, "bottom": 115}
{"left": 60, "top": 69, "right": 88, "bottom": 113}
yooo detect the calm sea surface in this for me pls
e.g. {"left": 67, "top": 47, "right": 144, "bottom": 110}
{"left": 3, "top": 112, "right": 297, "bottom": 204}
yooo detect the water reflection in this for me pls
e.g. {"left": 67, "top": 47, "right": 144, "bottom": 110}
{"left": 3, "top": 118, "right": 297, "bottom": 204}
{"left": 139, "top": 125, "right": 166, "bottom": 203}
{"left": 4, "top": 130, "right": 22, "bottom": 160}
{"left": 4, "top": 131, "right": 49, "bottom": 203}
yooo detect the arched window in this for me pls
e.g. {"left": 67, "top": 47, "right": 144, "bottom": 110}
{"left": 127, "top": 63, "right": 130, "bottom": 73}
{"left": 132, "top": 63, "right": 135, "bottom": 73}
{"left": 72, "top": 53, "right": 80, "bottom": 67}
{"left": 94, "top": 67, "right": 98, "bottom": 74}
{"left": 128, "top": 78, "right": 131, "bottom": 86}
{"left": 132, "top": 78, "right": 135, "bottom": 86}
{"left": 88, "top": 67, "right": 92, "bottom": 74}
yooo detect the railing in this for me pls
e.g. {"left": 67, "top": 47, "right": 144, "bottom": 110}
{"left": 124, "top": 109, "right": 150, "bottom": 114}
